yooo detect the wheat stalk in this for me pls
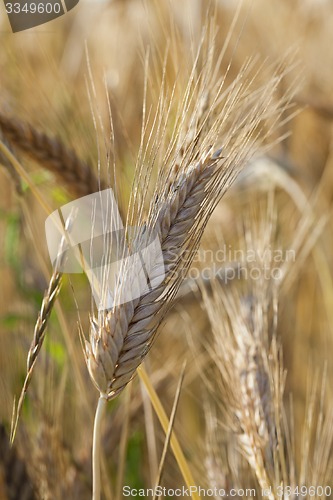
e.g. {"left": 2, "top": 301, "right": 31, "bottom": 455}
{"left": 0, "top": 113, "right": 105, "bottom": 196}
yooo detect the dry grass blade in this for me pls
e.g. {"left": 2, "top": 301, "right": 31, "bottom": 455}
{"left": 138, "top": 364, "right": 199, "bottom": 500}
{"left": 152, "top": 361, "right": 186, "bottom": 500}
{"left": 0, "top": 113, "right": 106, "bottom": 197}
{"left": 140, "top": 370, "right": 159, "bottom": 488}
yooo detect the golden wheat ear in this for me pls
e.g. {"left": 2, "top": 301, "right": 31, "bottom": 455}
{"left": 85, "top": 79, "right": 292, "bottom": 404}
{"left": 0, "top": 113, "right": 106, "bottom": 196}
{"left": 198, "top": 197, "right": 294, "bottom": 492}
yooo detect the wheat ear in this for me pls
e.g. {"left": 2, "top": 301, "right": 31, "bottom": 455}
{"left": 200, "top": 201, "right": 292, "bottom": 494}
{"left": 10, "top": 213, "right": 74, "bottom": 444}
{"left": 88, "top": 105, "right": 286, "bottom": 499}
{"left": 202, "top": 280, "right": 281, "bottom": 495}
{"left": 85, "top": 97, "right": 288, "bottom": 401}
{"left": 10, "top": 270, "right": 63, "bottom": 445}
{"left": 85, "top": 147, "right": 224, "bottom": 399}
{"left": 0, "top": 113, "right": 106, "bottom": 196}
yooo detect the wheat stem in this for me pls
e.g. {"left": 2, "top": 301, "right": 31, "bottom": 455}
{"left": 93, "top": 394, "right": 108, "bottom": 500}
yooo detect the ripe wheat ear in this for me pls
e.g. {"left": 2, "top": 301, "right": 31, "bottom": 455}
{"left": 85, "top": 69, "right": 291, "bottom": 402}
{"left": 0, "top": 113, "right": 105, "bottom": 196}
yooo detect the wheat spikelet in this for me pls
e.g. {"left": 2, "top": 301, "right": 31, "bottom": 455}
{"left": 27, "top": 271, "right": 63, "bottom": 372}
{"left": 0, "top": 113, "right": 105, "bottom": 196}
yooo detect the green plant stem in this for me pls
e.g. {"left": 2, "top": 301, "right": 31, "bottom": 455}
{"left": 93, "top": 395, "right": 108, "bottom": 500}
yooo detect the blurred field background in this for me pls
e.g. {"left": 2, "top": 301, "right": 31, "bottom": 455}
{"left": 1, "top": 0, "right": 333, "bottom": 498}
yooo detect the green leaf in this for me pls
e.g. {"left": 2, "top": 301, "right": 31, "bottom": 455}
{"left": 125, "top": 430, "right": 145, "bottom": 490}
{"left": 45, "top": 339, "right": 66, "bottom": 368}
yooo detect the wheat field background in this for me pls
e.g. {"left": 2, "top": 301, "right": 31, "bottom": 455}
{"left": 1, "top": 1, "right": 333, "bottom": 499}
